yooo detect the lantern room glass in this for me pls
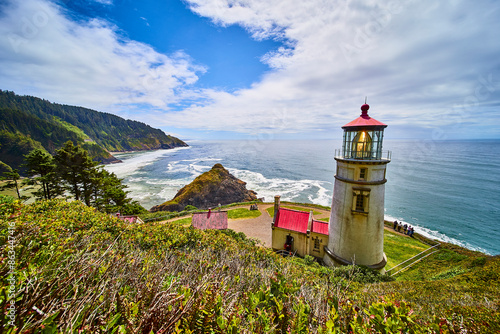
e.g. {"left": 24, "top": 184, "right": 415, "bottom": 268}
{"left": 342, "top": 129, "right": 384, "bottom": 160}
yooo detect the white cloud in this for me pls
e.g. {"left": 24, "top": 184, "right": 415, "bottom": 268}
{"left": 0, "top": 0, "right": 205, "bottom": 111}
{"left": 171, "top": 0, "right": 500, "bottom": 138}
{"left": 0, "top": 0, "right": 499, "bottom": 139}
{"left": 92, "top": 0, "right": 113, "bottom": 5}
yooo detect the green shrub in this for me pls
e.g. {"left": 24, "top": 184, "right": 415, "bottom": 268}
{"left": 0, "top": 199, "right": 498, "bottom": 333}
{"left": 435, "top": 249, "right": 468, "bottom": 262}
{"left": 469, "top": 256, "right": 487, "bottom": 268}
{"left": 331, "top": 265, "right": 394, "bottom": 283}
{"left": 120, "top": 202, "right": 148, "bottom": 215}
{"left": 304, "top": 255, "right": 316, "bottom": 266}
{"left": 431, "top": 267, "right": 466, "bottom": 281}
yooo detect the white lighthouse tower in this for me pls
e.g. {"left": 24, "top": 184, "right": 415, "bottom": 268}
{"left": 324, "top": 103, "right": 390, "bottom": 271}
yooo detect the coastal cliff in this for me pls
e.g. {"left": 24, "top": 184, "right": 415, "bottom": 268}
{"left": 0, "top": 90, "right": 188, "bottom": 173}
{"left": 150, "top": 163, "right": 257, "bottom": 212}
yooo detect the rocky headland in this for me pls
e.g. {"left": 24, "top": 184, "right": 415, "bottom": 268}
{"left": 150, "top": 163, "right": 258, "bottom": 212}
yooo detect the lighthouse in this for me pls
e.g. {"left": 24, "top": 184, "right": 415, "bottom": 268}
{"left": 323, "top": 103, "right": 390, "bottom": 271}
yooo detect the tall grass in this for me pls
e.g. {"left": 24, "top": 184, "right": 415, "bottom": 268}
{"left": 1, "top": 196, "right": 499, "bottom": 333}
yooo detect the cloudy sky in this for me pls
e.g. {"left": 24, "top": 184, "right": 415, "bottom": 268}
{"left": 0, "top": 0, "right": 499, "bottom": 140}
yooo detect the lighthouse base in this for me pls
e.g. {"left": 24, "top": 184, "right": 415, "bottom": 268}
{"left": 323, "top": 246, "right": 387, "bottom": 274}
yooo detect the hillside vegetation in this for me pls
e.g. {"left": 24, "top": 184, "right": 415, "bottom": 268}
{"left": 0, "top": 90, "right": 187, "bottom": 173}
{"left": 1, "top": 196, "right": 498, "bottom": 333}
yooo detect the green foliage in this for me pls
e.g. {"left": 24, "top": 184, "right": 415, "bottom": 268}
{"left": 171, "top": 217, "right": 193, "bottom": 226}
{"left": 184, "top": 205, "right": 198, "bottom": 211}
{"left": 220, "top": 228, "right": 256, "bottom": 246}
{"left": 0, "top": 199, "right": 498, "bottom": 333}
{"left": 352, "top": 297, "right": 423, "bottom": 333}
{"left": 119, "top": 202, "right": 148, "bottom": 215}
{"left": 304, "top": 255, "right": 316, "bottom": 266}
{"left": 280, "top": 200, "right": 331, "bottom": 211}
{"left": 54, "top": 141, "right": 98, "bottom": 204}
{"left": 0, "top": 128, "right": 46, "bottom": 174}
{"left": 0, "top": 168, "right": 24, "bottom": 200}
{"left": 434, "top": 249, "right": 468, "bottom": 262}
{"left": 16, "top": 145, "right": 144, "bottom": 215}
{"left": 469, "top": 256, "right": 486, "bottom": 268}
{"left": 431, "top": 267, "right": 466, "bottom": 281}
{"left": 331, "top": 265, "right": 395, "bottom": 284}
{"left": 142, "top": 201, "right": 263, "bottom": 222}
{"left": 51, "top": 116, "right": 90, "bottom": 140}
{"left": 23, "top": 148, "right": 63, "bottom": 200}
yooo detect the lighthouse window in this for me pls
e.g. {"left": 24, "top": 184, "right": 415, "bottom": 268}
{"left": 352, "top": 131, "right": 372, "bottom": 159}
{"left": 355, "top": 194, "right": 365, "bottom": 211}
{"left": 352, "top": 188, "right": 370, "bottom": 213}
{"left": 359, "top": 168, "right": 367, "bottom": 180}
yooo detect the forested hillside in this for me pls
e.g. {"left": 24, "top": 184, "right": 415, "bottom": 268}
{"left": 0, "top": 90, "right": 187, "bottom": 173}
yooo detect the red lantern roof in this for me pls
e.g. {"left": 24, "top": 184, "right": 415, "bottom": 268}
{"left": 342, "top": 104, "right": 387, "bottom": 129}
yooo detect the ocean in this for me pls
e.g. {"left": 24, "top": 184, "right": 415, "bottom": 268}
{"left": 104, "top": 139, "right": 500, "bottom": 255}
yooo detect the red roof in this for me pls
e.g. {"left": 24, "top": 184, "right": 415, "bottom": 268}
{"left": 342, "top": 104, "right": 387, "bottom": 129}
{"left": 274, "top": 208, "right": 309, "bottom": 233}
{"left": 311, "top": 220, "right": 329, "bottom": 235}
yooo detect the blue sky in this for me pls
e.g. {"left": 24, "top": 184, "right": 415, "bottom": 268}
{"left": 0, "top": 0, "right": 499, "bottom": 140}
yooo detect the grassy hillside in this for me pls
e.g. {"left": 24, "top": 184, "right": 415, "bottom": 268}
{"left": 1, "top": 196, "right": 498, "bottom": 333}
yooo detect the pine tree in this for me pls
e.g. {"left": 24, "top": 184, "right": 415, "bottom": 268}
{"left": 54, "top": 141, "right": 97, "bottom": 204}
{"left": 91, "top": 168, "right": 131, "bottom": 213}
{"left": 1, "top": 168, "right": 21, "bottom": 199}
{"left": 24, "top": 148, "right": 63, "bottom": 200}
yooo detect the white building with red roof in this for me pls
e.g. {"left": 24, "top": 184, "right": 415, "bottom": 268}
{"left": 271, "top": 196, "right": 329, "bottom": 259}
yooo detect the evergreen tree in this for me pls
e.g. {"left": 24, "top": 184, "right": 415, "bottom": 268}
{"left": 23, "top": 148, "right": 63, "bottom": 200}
{"left": 91, "top": 168, "right": 131, "bottom": 213}
{"left": 1, "top": 168, "right": 21, "bottom": 199}
{"left": 28, "top": 141, "right": 147, "bottom": 214}
{"left": 54, "top": 141, "right": 97, "bottom": 204}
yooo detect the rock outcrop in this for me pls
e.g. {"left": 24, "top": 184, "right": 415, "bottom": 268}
{"left": 150, "top": 163, "right": 258, "bottom": 212}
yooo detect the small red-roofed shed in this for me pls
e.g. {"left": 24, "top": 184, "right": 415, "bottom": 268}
{"left": 272, "top": 207, "right": 329, "bottom": 259}
{"left": 192, "top": 210, "right": 228, "bottom": 230}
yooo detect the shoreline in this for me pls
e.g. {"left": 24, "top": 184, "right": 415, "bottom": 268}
{"left": 108, "top": 146, "right": 191, "bottom": 155}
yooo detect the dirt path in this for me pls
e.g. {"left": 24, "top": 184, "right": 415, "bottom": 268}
{"left": 227, "top": 204, "right": 274, "bottom": 247}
